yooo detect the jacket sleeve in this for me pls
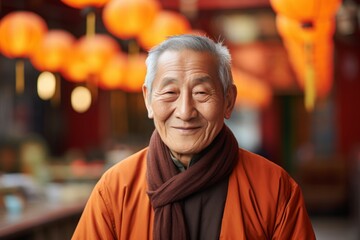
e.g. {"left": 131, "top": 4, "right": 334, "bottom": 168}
{"left": 72, "top": 178, "right": 117, "bottom": 240}
{"left": 272, "top": 175, "right": 316, "bottom": 240}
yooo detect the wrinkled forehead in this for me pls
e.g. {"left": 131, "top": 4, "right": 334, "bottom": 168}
{"left": 157, "top": 49, "right": 218, "bottom": 69}
{"left": 155, "top": 50, "right": 218, "bottom": 77}
{"left": 152, "top": 50, "right": 223, "bottom": 93}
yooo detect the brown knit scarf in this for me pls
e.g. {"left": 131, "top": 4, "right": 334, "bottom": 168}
{"left": 146, "top": 124, "right": 239, "bottom": 240}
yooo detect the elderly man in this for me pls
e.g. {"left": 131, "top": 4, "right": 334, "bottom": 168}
{"left": 72, "top": 35, "right": 315, "bottom": 240}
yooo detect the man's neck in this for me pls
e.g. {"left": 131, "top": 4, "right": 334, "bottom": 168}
{"left": 170, "top": 151, "right": 192, "bottom": 168}
{"left": 170, "top": 151, "right": 201, "bottom": 172}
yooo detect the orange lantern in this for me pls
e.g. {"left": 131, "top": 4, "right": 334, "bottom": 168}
{"left": 270, "top": 0, "right": 342, "bottom": 21}
{"left": 61, "top": 46, "right": 89, "bottom": 83}
{"left": 276, "top": 15, "right": 335, "bottom": 44}
{"left": 0, "top": 11, "right": 47, "bottom": 94}
{"left": 76, "top": 34, "right": 120, "bottom": 76}
{"left": 98, "top": 52, "right": 127, "bottom": 90}
{"left": 0, "top": 11, "right": 47, "bottom": 58}
{"left": 102, "top": 0, "right": 160, "bottom": 39}
{"left": 283, "top": 37, "right": 334, "bottom": 99}
{"left": 270, "top": 0, "right": 341, "bottom": 111}
{"left": 276, "top": 14, "right": 336, "bottom": 109}
{"left": 270, "top": 0, "right": 341, "bottom": 110}
{"left": 61, "top": 34, "right": 119, "bottom": 84}
{"left": 123, "top": 53, "right": 147, "bottom": 92}
{"left": 232, "top": 68, "right": 272, "bottom": 109}
{"left": 30, "top": 30, "right": 75, "bottom": 73}
{"left": 137, "top": 10, "right": 191, "bottom": 50}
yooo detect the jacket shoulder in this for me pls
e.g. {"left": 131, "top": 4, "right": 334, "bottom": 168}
{"left": 236, "top": 148, "right": 298, "bottom": 201}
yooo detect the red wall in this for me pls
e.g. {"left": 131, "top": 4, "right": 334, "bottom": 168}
{"left": 335, "top": 37, "right": 360, "bottom": 157}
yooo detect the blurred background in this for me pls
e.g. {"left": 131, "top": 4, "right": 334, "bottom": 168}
{"left": 0, "top": 0, "right": 359, "bottom": 239}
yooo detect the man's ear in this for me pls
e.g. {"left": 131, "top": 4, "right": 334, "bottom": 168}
{"left": 224, "top": 84, "right": 237, "bottom": 119}
{"left": 142, "top": 84, "right": 153, "bottom": 119}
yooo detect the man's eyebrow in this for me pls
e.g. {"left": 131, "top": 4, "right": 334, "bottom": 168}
{"left": 158, "top": 76, "right": 212, "bottom": 88}
{"left": 159, "top": 77, "right": 177, "bottom": 88}
{"left": 192, "top": 76, "right": 212, "bottom": 85}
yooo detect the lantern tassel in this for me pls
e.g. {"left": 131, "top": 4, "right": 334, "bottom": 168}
{"left": 304, "top": 42, "right": 316, "bottom": 112}
{"left": 305, "top": 63, "right": 315, "bottom": 111}
{"left": 15, "top": 59, "right": 25, "bottom": 94}
{"left": 86, "top": 10, "right": 96, "bottom": 37}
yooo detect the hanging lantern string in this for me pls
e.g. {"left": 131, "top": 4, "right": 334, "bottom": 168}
{"left": 83, "top": 6, "right": 97, "bottom": 101}
{"left": 15, "top": 59, "right": 25, "bottom": 94}
{"left": 304, "top": 42, "right": 315, "bottom": 112}
{"left": 84, "top": 6, "right": 96, "bottom": 37}
{"left": 302, "top": 22, "right": 316, "bottom": 112}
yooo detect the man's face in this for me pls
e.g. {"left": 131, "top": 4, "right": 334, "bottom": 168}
{"left": 143, "top": 50, "right": 236, "bottom": 160}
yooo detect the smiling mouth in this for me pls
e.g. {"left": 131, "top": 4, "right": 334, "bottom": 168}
{"left": 172, "top": 126, "right": 201, "bottom": 133}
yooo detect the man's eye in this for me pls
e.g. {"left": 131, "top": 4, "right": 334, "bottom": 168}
{"left": 194, "top": 90, "right": 209, "bottom": 96}
{"left": 160, "top": 90, "right": 178, "bottom": 100}
{"left": 194, "top": 91, "right": 210, "bottom": 101}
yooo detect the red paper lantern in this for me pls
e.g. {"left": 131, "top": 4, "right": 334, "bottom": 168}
{"left": 0, "top": 11, "right": 47, "bottom": 58}
{"left": 30, "top": 30, "right": 75, "bottom": 73}
{"left": 103, "top": 0, "right": 160, "bottom": 39}
{"left": 61, "top": 0, "right": 110, "bottom": 9}
{"left": 137, "top": 10, "right": 191, "bottom": 50}
{"left": 98, "top": 53, "right": 127, "bottom": 90}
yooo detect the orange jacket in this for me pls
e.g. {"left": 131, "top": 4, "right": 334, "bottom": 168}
{"left": 72, "top": 148, "right": 315, "bottom": 240}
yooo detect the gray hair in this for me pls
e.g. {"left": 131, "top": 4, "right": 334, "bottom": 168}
{"left": 144, "top": 34, "right": 233, "bottom": 98}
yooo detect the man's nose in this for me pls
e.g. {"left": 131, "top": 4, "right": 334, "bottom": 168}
{"left": 175, "top": 92, "right": 197, "bottom": 120}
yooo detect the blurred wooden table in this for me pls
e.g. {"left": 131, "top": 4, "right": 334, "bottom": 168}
{"left": 0, "top": 198, "right": 86, "bottom": 240}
